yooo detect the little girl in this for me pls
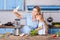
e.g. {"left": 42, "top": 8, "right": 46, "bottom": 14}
{"left": 35, "top": 15, "right": 47, "bottom": 35}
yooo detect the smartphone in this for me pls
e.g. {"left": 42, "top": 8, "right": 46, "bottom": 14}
{"left": 16, "top": 6, "right": 19, "bottom": 10}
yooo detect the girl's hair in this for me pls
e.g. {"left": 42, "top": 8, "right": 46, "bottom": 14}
{"left": 33, "top": 6, "right": 41, "bottom": 15}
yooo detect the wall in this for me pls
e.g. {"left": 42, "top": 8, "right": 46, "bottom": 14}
{"left": 0, "top": 0, "right": 60, "bottom": 24}
{"left": 26, "top": 0, "right": 60, "bottom": 5}
{"left": 43, "top": 11, "right": 60, "bottom": 23}
{"left": 0, "top": 11, "right": 27, "bottom": 25}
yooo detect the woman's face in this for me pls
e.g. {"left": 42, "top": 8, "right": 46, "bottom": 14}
{"left": 32, "top": 8, "right": 39, "bottom": 16}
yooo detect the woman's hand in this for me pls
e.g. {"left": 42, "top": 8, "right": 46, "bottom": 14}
{"left": 13, "top": 9, "right": 22, "bottom": 19}
{"left": 13, "top": 9, "right": 18, "bottom": 13}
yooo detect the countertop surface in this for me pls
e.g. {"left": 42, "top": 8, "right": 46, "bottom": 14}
{"left": 0, "top": 35, "right": 60, "bottom": 40}
{"left": 0, "top": 25, "right": 24, "bottom": 28}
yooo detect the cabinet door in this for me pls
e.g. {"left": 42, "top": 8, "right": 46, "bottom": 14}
{"left": 0, "top": 28, "right": 14, "bottom": 34}
{"left": 51, "top": 29, "right": 58, "bottom": 34}
{"left": 6, "top": 0, "right": 16, "bottom": 10}
{"left": 48, "top": 28, "right": 59, "bottom": 34}
{"left": 0, "top": 0, "right": 4, "bottom": 10}
{"left": 0, "top": 28, "right": 6, "bottom": 34}
{"left": 5, "top": 28, "right": 14, "bottom": 33}
{"left": 48, "top": 29, "right": 52, "bottom": 34}
{"left": 6, "top": 0, "right": 24, "bottom": 10}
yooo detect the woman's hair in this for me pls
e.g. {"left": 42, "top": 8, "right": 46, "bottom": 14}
{"left": 33, "top": 6, "right": 41, "bottom": 15}
{"left": 34, "top": 6, "right": 44, "bottom": 20}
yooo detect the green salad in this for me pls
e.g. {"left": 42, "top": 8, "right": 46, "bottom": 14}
{"left": 30, "top": 30, "right": 38, "bottom": 36}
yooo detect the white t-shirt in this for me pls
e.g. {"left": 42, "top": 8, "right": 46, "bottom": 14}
{"left": 38, "top": 22, "right": 46, "bottom": 35}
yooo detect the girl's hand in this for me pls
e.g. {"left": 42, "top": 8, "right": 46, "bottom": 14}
{"left": 35, "top": 29, "right": 38, "bottom": 31}
{"left": 45, "top": 30, "right": 48, "bottom": 34}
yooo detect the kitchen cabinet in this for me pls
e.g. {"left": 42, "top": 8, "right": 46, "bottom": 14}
{"left": 0, "top": 0, "right": 4, "bottom": 10}
{"left": 0, "top": 28, "right": 6, "bottom": 34}
{"left": 6, "top": 0, "right": 16, "bottom": 10}
{"left": 0, "top": 28, "right": 14, "bottom": 34}
{"left": 48, "top": 28, "right": 60, "bottom": 34}
{"left": 0, "top": 0, "right": 24, "bottom": 10}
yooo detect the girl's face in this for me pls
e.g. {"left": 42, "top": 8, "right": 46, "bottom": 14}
{"left": 32, "top": 8, "right": 39, "bottom": 16}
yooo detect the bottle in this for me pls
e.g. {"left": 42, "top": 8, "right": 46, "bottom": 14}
{"left": 0, "top": 21, "right": 2, "bottom": 25}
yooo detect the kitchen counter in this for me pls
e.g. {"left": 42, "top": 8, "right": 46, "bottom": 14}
{"left": 0, "top": 25, "right": 24, "bottom": 34}
{"left": 0, "top": 25, "right": 60, "bottom": 40}
{"left": 0, "top": 25, "right": 14, "bottom": 28}
{"left": 0, "top": 25, "right": 24, "bottom": 28}
{"left": 0, "top": 35, "right": 60, "bottom": 40}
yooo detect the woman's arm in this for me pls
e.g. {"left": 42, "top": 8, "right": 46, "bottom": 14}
{"left": 13, "top": 9, "right": 22, "bottom": 19}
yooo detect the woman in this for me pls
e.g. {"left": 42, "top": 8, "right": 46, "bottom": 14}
{"left": 13, "top": 6, "right": 48, "bottom": 36}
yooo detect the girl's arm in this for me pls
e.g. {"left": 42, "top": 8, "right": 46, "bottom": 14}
{"left": 35, "top": 26, "right": 43, "bottom": 31}
{"left": 44, "top": 21, "right": 48, "bottom": 34}
{"left": 35, "top": 15, "right": 43, "bottom": 31}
